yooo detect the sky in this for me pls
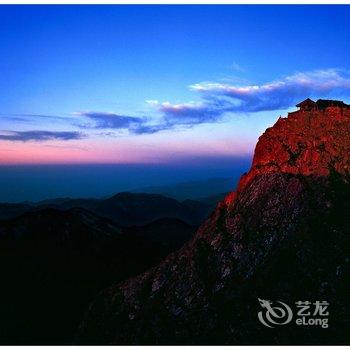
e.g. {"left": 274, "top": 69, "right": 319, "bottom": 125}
{"left": 1, "top": 5, "right": 350, "bottom": 201}
{"left": 1, "top": 5, "right": 350, "bottom": 166}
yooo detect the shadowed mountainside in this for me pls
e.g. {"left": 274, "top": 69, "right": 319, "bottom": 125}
{"left": 77, "top": 99, "right": 350, "bottom": 345}
{"left": 0, "top": 207, "right": 196, "bottom": 344}
{"left": 0, "top": 202, "right": 33, "bottom": 220}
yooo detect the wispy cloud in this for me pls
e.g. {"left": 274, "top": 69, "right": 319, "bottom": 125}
{"left": 230, "top": 61, "right": 245, "bottom": 72}
{"left": 189, "top": 69, "right": 350, "bottom": 113}
{"left": 147, "top": 69, "right": 350, "bottom": 130}
{"left": 0, "top": 130, "right": 84, "bottom": 142}
{"left": 75, "top": 111, "right": 144, "bottom": 129}
{"left": 0, "top": 113, "right": 74, "bottom": 122}
{"left": 76, "top": 110, "right": 175, "bottom": 135}
{"left": 147, "top": 101, "right": 222, "bottom": 125}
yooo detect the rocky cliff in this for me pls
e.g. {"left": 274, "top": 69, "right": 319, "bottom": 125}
{"left": 77, "top": 100, "right": 350, "bottom": 345}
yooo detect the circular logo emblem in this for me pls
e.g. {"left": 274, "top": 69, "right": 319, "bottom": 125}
{"left": 258, "top": 298, "right": 293, "bottom": 328}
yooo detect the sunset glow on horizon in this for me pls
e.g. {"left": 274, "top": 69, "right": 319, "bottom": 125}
{"left": 1, "top": 6, "right": 350, "bottom": 166}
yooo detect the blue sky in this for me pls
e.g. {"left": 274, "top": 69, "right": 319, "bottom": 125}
{"left": 0, "top": 5, "right": 350, "bottom": 165}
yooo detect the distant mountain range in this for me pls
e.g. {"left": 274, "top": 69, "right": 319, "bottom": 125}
{"left": 130, "top": 177, "right": 235, "bottom": 201}
{"left": 0, "top": 190, "right": 227, "bottom": 226}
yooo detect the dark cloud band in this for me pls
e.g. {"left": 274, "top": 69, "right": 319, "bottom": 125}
{"left": 77, "top": 111, "right": 144, "bottom": 129}
{"left": 0, "top": 130, "right": 84, "bottom": 142}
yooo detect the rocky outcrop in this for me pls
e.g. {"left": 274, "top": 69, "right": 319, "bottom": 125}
{"left": 77, "top": 100, "right": 350, "bottom": 345}
{"left": 235, "top": 104, "right": 350, "bottom": 194}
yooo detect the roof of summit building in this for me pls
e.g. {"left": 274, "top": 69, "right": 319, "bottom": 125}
{"left": 296, "top": 98, "right": 350, "bottom": 109}
{"left": 315, "top": 99, "right": 350, "bottom": 109}
{"left": 296, "top": 98, "right": 316, "bottom": 107}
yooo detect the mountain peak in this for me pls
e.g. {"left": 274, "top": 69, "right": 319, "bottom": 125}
{"left": 236, "top": 99, "right": 350, "bottom": 195}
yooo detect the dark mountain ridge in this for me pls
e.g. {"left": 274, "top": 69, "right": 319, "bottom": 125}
{"left": 0, "top": 207, "right": 196, "bottom": 344}
{"left": 130, "top": 177, "right": 236, "bottom": 201}
{"left": 0, "top": 202, "right": 32, "bottom": 220}
{"left": 0, "top": 192, "right": 213, "bottom": 226}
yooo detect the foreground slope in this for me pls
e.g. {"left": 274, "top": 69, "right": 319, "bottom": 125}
{"left": 0, "top": 208, "right": 195, "bottom": 344}
{"left": 77, "top": 100, "right": 350, "bottom": 345}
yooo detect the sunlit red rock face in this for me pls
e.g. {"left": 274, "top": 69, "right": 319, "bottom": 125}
{"left": 77, "top": 100, "right": 350, "bottom": 345}
{"left": 235, "top": 104, "right": 350, "bottom": 198}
